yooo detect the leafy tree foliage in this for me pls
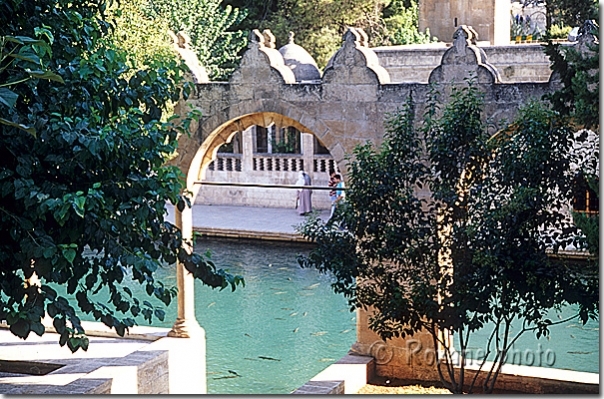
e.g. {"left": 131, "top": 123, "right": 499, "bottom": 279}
{"left": 0, "top": 0, "right": 242, "bottom": 352}
{"left": 298, "top": 82, "right": 598, "bottom": 393}
{"left": 107, "top": 0, "right": 177, "bottom": 68}
{"left": 227, "top": 0, "right": 434, "bottom": 69}
{"left": 382, "top": 0, "right": 436, "bottom": 45}
{"left": 147, "top": 0, "right": 248, "bottom": 80}
{"left": 544, "top": 18, "right": 599, "bottom": 264}
{"left": 547, "top": 0, "right": 599, "bottom": 27}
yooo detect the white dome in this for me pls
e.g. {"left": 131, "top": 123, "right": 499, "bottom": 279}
{"left": 278, "top": 32, "right": 321, "bottom": 82}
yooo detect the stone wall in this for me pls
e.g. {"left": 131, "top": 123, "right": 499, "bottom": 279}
{"left": 373, "top": 42, "right": 555, "bottom": 83}
{"left": 172, "top": 26, "right": 562, "bottom": 204}
{"left": 418, "top": 0, "right": 510, "bottom": 45}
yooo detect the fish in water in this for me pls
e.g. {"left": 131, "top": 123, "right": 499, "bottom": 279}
{"left": 274, "top": 317, "right": 285, "bottom": 320}
{"left": 228, "top": 370, "right": 240, "bottom": 376}
{"left": 302, "top": 312, "right": 308, "bottom": 317}
{"left": 244, "top": 333, "right": 252, "bottom": 338}
{"left": 567, "top": 351, "right": 592, "bottom": 354}
{"left": 268, "top": 264, "right": 272, "bottom": 267}
{"left": 258, "top": 356, "right": 281, "bottom": 361}
{"left": 281, "top": 307, "right": 293, "bottom": 310}
{"left": 311, "top": 331, "right": 327, "bottom": 336}
{"left": 270, "top": 287, "right": 284, "bottom": 290}
{"left": 318, "top": 358, "right": 335, "bottom": 362}
{"left": 570, "top": 334, "right": 576, "bottom": 338}
{"left": 290, "top": 312, "right": 298, "bottom": 317}
{"left": 293, "top": 327, "right": 299, "bottom": 333}
{"left": 207, "top": 302, "right": 216, "bottom": 308}
{"left": 273, "top": 291, "right": 287, "bottom": 295}
{"left": 213, "top": 375, "right": 239, "bottom": 380}
{"left": 243, "top": 357, "right": 258, "bottom": 361}
{"left": 340, "top": 329, "right": 351, "bottom": 334}
{"left": 278, "top": 267, "right": 288, "bottom": 270}
{"left": 287, "top": 277, "right": 293, "bottom": 281}
{"left": 303, "top": 283, "right": 320, "bottom": 290}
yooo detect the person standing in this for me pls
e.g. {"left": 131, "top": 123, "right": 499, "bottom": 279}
{"left": 296, "top": 170, "right": 312, "bottom": 216}
{"left": 328, "top": 168, "right": 337, "bottom": 204}
{"left": 328, "top": 173, "right": 344, "bottom": 220}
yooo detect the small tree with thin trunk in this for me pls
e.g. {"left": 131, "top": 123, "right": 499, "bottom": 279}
{"left": 298, "top": 81, "right": 598, "bottom": 393}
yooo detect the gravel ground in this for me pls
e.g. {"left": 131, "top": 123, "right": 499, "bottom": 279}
{"left": 356, "top": 377, "right": 451, "bottom": 395}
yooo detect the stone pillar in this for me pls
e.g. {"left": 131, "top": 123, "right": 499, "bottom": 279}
{"left": 492, "top": 0, "right": 511, "bottom": 45}
{"left": 166, "top": 205, "right": 207, "bottom": 393}
{"left": 169, "top": 205, "right": 203, "bottom": 337}
{"left": 242, "top": 126, "right": 254, "bottom": 172}
{"left": 301, "top": 132, "right": 314, "bottom": 174}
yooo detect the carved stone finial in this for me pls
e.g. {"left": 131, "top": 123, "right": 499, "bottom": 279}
{"left": 429, "top": 24, "right": 500, "bottom": 84}
{"left": 177, "top": 31, "right": 192, "bottom": 49}
{"left": 343, "top": 27, "right": 361, "bottom": 44}
{"left": 250, "top": 29, "right": 265, "bottom": 47}
{"left": 452, "top": 25, "right": 478, "bottom": 54}
{"left": 355, "top": 27, "right": 369, "bottom": 47}
{"left": 169, "top": 30, "right": 209, "bottom": 83}
{"left": 262, "top": 29, "right": 276, "bottom": 49}
{"left": 288, "top": 31, "right": 295, "bottom": 44}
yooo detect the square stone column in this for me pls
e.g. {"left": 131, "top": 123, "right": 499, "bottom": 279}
{"left": 166, "top": 205, "right": 207, "bottom": 393}
{"left": 301, "top": 132, "right": 315, "bottom": 174}
{"left": 242, "top": 126, "right": 254, "bottom": 173}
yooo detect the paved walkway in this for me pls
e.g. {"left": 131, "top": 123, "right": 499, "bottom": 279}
{"left": 166, "top": 205, "right": 330, "bottom": 242}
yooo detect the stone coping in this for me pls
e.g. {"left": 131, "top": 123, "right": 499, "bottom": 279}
{"left": 194, "top": 226, "right": 309, "bottom": 242}
{"left": 0, "top": 322, "right": 172, "bottom": 394}
{"left": 292, "top": 353, "right": 375, "bottom": 394}
{"left": 294, "top": 352, "right": 598, "bottom": 394}
{"left": 1, "top": 319, "right": 170, "bottom": 341}
{"left": 463, "top": 360, "right": 599, "bottom": 385}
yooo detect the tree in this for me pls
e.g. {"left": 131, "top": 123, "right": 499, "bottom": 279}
{"left": 382, "top": 0, "right": 436, "bottom": 45}
{"left": 298, "top": 82, "right": 598, "bottom": 393}
{"left": 241, "top": 0, "right": 434, "bottom": 69}
{"left": 147, "top": 0, "right": 248, "bottom": 81}
{"left": 107, "top": 0, "right": 178, "bottom": 69}
{"left": 544, "top": 18, "right": 599, "bottom": 265}
{"left": 0, "top": 0, "right": 242, "bottom": 353}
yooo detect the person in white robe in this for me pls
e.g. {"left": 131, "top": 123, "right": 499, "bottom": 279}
{"left": 296, "top": 171, "right": 312, "bottom": 215}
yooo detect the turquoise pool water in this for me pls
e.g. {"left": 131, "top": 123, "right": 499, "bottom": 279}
{"left": 64, "top": 238, "right": 597, "bottom": 393}
{"left": 75, "top": 238, "right": 357, "bottom": 394}
{"left": 460, "top": 305, "right": 599, "bottom": 373}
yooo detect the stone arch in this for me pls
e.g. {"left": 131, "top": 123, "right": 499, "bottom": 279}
{"left": 177, "top": 105, "right": 340, "bottom": 200}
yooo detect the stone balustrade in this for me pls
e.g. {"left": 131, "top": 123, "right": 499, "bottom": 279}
{"left": 252, "top": 154, "right": 304, "bottom": 172}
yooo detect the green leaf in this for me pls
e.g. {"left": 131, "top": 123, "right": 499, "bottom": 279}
{"left": 0, "top": 88, "right": 19, "bottom": 108}
{"left": 27, "top": 70, "right": 65, "bottom": 83}
{"left": 80, "top": 336, "right": 89, "bottom": 351}
{"left": 9, "top": 53, "right": 40, "bottom": 64}
{"left": 62, "top": 248, "right": 76, "bottom": 264}
{"left": 30, "top": 321, "right": 45, "bottom": 337}
{"left": 14, "top": 36, "right": 46, "bottom": 45}
{"left": 154, "top": 308, "right": 165, "bottom": 321}
{"left": 0, "top": 118, "right": 36, "bottom": 137}
{"left": 9, "top": 318, "right": 30, "bottom": 339}
{"left": 73, "top": 196, "right": 86, "bottom": 217}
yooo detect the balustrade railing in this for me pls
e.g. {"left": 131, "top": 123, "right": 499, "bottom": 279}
{"left": 208, "top": 154, "right": 242, "bottom": 172}
{"left": 252, "top": 154, "right": 304, "bottom": 172}
{"left": 208, "top": 153, "right": 338, "bottom": 174}
{"left": 313, "top": 155, "right": 338, "bottom": 174}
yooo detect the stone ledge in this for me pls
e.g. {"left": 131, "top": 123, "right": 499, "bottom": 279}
{"left": 194, "top": 226, "right": 309, "bottom": 242}
{"left": 292, "top": 353, "right": 375, "bottom": 394}
{"left": 292, "top": 380, "right": 344, "bottom": 394}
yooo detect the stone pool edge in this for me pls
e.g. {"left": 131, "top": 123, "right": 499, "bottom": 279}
{"left": 291, "top": 353, "right": 599, "bottom": 394}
